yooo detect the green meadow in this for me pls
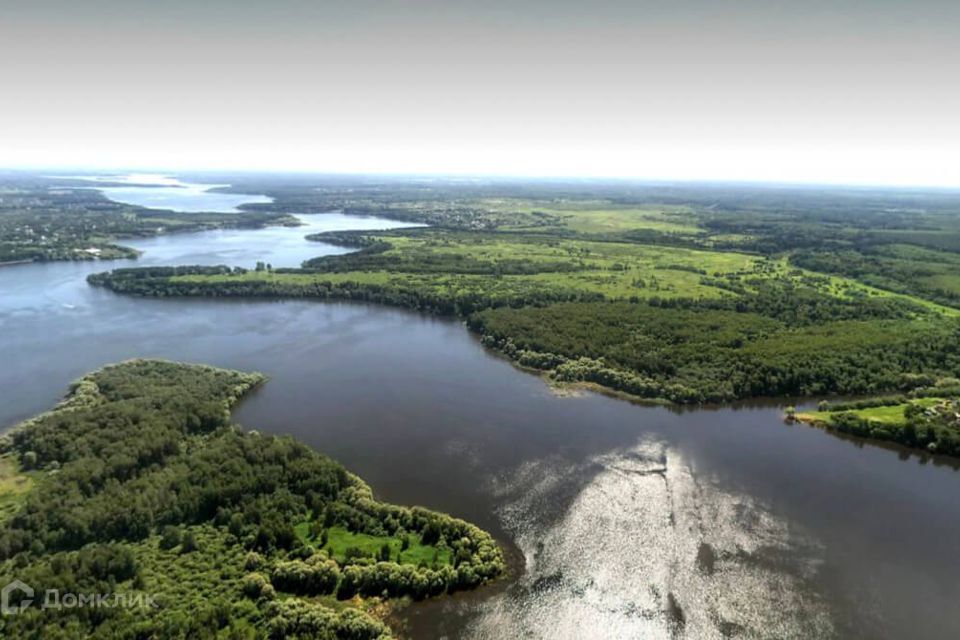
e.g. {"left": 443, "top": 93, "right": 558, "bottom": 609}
{"left": 173, "top": 229, "right": 948, "bottom": 312}
{"left": 296, "top": 524, "right": 453, "bottom": 567}
{"left": 0, "top": 455, "right": 33, "bottom": 525}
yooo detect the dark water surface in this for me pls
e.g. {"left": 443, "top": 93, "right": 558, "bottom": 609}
{"left": 2, "top": 186, "right": 959, "bottom": 639}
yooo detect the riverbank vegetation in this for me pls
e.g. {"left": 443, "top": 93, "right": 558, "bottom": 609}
{"left": 796, "top": 392, "right": 960, "bottom": 456}
{"left": 0, "top": 175, "right": 297, "bottom": 264}
{"left": 0, "top": 360, "right": 504, "bottom": 638}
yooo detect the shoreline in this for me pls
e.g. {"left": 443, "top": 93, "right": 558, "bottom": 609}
{"left": 792, "top": 410, "right": 960, "bottom": 466}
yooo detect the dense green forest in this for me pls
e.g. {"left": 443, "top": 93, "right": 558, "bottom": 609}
{"left": 471, "top": 301, "right": 960, "bottom": 402}
{"left": 0, "top": 176, "right": 296, "bottom": 263}
{"left": 0, "top": 360, "right": 504, "bottom": 639}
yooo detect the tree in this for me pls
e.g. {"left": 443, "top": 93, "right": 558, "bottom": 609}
{"left": 160, "top": 525, "right": 181, "bottom": 550}
{"left": 902, "top": 422, "right": 917, "bottom": 444}
{"left": 181, "top": 531, "right": 198, "bottom": 553}
{"left": 421, "top": 522, "right": 441, "bottom": 545}
{"left": 22, "top": 451, "right": 37, "bottom": 470}
{"left": 243, "top": 572, "right": 270, "bottom": 598}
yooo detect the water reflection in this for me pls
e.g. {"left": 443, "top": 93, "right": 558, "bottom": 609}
{"left": 469, "top": 440, "right": 833, "bottom": 638}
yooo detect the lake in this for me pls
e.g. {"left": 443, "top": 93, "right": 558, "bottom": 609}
{"left": 1, "top": 179, "right": 959, "bottom": 639}
{"left": 60, "top": 173, "right": 273, "bottom": 212}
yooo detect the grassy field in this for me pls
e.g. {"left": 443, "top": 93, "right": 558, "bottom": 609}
{"left": 295, "top": 524, "right": 453, "bottom": 567}
{"left": 176, "top": 235, "right": 756, "bottom": 301}
{"left": 475, "top": 199, "right": 704, "bottom": 234}
{"left": 798, "top": 397, "right": 942, "bottom": 427}
{"left": 0, "top": 455, "right": 33, "bottom": 525}
{"left": 174, "top": 229, "right": 952, "bottom": 312}
{"left": 553, "top": 207, "right": 702, "bottom": 235}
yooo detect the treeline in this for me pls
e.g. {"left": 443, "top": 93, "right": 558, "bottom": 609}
{"left": 792, "top": 248, "right": 960, "bottom": 309}
{"left": 817, "top": 396, "right": 911, "bottom": 412}
{"left": 471, "top": 300, "right": 960, "bottom": 404}
{"left": 304, "top": 230, "right": 392, "bottom": 249}
{"left": 88, "top": 266, "right": 605, "bottom": 316}
{"left": 825, "top": 408, "right": 960, "bottom": 457}
{"left": 0, "top": 241, "right": 138, "bottom": 264}
{"left": 650, "top": 280, "right": 924, "bottom": 325}
{"left": 302, "top": 250, "right": 583, "bottom": 275}
{"left": 301, "top": 233, "right": 585, "bottom": 275}
{"left": 0, "top": 360, "right": 503, "bottom": 639}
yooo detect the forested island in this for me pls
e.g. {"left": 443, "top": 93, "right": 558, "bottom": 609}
{"left": 86, "top": 179, "right": 960, "bottom": 457}
{"left": 0, "top": 360, "right": 504, "bottom": 639}
{"left": 0, "top": 175, "right": 297, "bottom": 264}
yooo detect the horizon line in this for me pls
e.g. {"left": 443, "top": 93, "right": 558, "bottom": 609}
{"left": 5, "top": 164, "right": 960, "bottom": 192}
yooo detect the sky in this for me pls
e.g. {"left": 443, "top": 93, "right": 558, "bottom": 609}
{"left": 2, "top": 0, "right": 959, "bottom": 186}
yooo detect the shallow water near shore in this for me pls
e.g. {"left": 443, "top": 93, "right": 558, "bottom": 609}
{"left": 2, "top": 180, "right": 960, "bottom": 638}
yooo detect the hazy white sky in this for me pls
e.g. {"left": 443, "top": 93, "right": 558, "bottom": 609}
{"left": 2, "top": 0, "right": 959, "bottom": 185}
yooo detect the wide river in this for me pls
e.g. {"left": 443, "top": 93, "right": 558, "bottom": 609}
{"left": 2, "top": 177, "right": 960, "bottom": 639}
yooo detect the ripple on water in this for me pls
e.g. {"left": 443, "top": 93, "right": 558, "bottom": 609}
{"left": 473, "top": 440, "right": 835, "bottom": 639}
